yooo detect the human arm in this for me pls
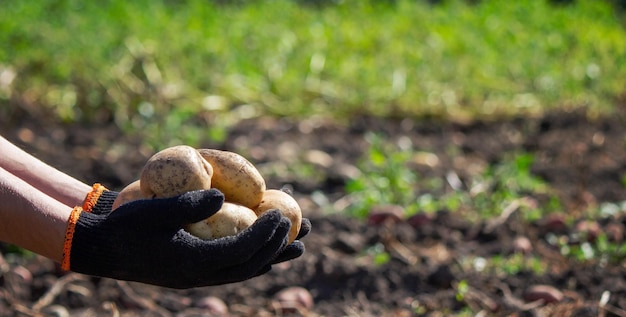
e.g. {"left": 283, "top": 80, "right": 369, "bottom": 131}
{"left": 0, "top": 166, "right": 69, "bottom": 262}
{"left": 0, "top": 135, "right": 91, "bottom": 207}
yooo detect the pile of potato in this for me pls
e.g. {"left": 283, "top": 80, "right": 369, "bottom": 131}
{"left": 112, "top": 145, "right": 302, "bottom": 243}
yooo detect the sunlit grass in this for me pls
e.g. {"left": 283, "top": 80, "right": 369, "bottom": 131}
{"left": 1, "top": 0, "right": 626, "bottom": 148}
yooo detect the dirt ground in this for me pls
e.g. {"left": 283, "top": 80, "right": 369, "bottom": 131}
{"left": 1, "top": 107, "right": 626, "bottom": 316}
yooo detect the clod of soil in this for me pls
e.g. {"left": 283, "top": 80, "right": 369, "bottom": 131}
{"left": 272, "top": 286, "right": 314, "bottom": 314}
{"left": 523, "top": 285, "right": 564, "bottom": 304}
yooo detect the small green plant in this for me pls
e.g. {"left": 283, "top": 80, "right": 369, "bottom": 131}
{"left": 0, "top": 243, "right": 35, "bottom": 258}
{"left": 455, "top": 279, "right": 469, "bottom": 302}
{"left": 344, "top": 133, "right": 473, "bottom": 218}
{"left": 469, "top": 152, "right": 560, "bottom": 221}
{"left": 345, "top": 133, "right": 418, "bottom": 218}
{"left": 358, "top": 242, "right": 391, "bottom": 266}
{"left": 459, "top": 254, "right": 546, "bottom": 278}
{"left": 490, "top": 253, "right": 546, "bottom": 275}
{"left": 594, "top": 234, "right": 626, "bottom": 264}
{"left": 345, "top": 135, "right": 561, "bottom": 221}
{"left": 559, "top": 234, "right": 626, "bottom": 264}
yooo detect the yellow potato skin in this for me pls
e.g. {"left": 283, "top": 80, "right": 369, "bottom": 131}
{"left": 254, "top": 189, "right": 302, "bottom": 243}
{"left": 186, "top": 202, "right": 258, "bottom": 239}
{"left": 112, "top": 180, "right": 145, "bottom": 210}
{"left": 140, "top": 145, "right": 213, "bottom": 198}
{"left": 115, "top": 146, "right": 281, "bottom": 241}
{"left": 198, "top": 149, "right": 266, "bottom": 209}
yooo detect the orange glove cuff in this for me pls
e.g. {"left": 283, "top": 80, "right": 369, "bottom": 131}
{"left": 62, "top": 206, "right": 83, "bottom": 270}
{"left": 82, "top": 183, "right": 108, "bottom": 212}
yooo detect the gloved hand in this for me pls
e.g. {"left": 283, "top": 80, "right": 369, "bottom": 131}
{"left": 62, "top": 184, "right": 311, "bottom": 289}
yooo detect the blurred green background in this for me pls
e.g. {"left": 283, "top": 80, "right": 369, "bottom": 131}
{"left": 1, "top": 0, "right": 626, "bottom": 149}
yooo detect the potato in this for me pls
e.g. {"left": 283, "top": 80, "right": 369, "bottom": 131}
{"left": 254, "top": 189, "right": 302, "bottom": 243}
{"left": 140, "top": 145, "right": 213, "bottom": 198}
{"left": 198, "top": 149, "right": 266, "bottom": 209}
{"left": 114, "top": 146, "right": 273, "bottom": 241}
{"left": 112, "top": 180, "right": 145, "bottom": 210}
{"left": 186, "top": 202, "right": 258, "bottom": 239}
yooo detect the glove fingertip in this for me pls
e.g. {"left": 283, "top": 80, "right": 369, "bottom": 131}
{"left": 271, "top": 241, "right": 305, "bottom": 264}
{"left": 174, "top": 189, "right": 225, "bottom": 224}
{"left": 224, "top": 210, "right": 287, "bottom": 254}
{"left": 296, "top": 218, "right": 311, "bottom": 240}
{"left": 194, "top": 188, "right": 225, "bottom": 206}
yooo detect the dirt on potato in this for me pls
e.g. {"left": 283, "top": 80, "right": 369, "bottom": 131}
{"left": 1, "top": 108, "right": 626, "bottom": 316}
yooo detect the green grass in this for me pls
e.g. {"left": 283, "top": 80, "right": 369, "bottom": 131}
{"left": 551, "top": 232, "right": 626, "bottom": 264}
{"left": 1, "top": 0, "right": 626, "bottom": 148}
{"left": 344, "top": 133, "right": 560, "bottom": 222}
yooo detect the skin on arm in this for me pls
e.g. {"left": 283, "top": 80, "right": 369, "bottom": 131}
{"left": 0, "top": 167, "right": 70, "bottom": 263}
{"left": 0, "top": 135, "right": 91, "bottom": 207}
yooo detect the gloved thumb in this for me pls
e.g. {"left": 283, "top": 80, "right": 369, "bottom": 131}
{"left": 146, "top": 189, "right": 225, "bottom": 227}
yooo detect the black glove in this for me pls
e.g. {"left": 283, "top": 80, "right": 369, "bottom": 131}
{"left": 62, "top": 186, "right": 310, "bottom": 289}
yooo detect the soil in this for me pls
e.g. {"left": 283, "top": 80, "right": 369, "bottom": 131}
{"left": 1, "top": 108, "right": 626, "bottom": 316}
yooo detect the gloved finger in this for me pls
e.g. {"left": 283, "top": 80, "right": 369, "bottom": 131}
{"left": 295, "top": 218, "right": 311, "bottom": 240}
{"left": 270, "top": 241, "right": 305, "bottom": 264}
{"left": 234, "top": 216, "right": 291, "bottom": 269}
{"left": 176, "top": 189, "right": 225, "bottom": 223}
{"left": 143, "top": 189, "right": 225, "bottom": 227}
{"left": 193, "top": 210, "right": 286, "bottom": 267}
{"left": 210, "top": 217, "right": 291, "bottom": 283}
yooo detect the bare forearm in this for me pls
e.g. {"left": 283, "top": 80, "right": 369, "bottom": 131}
{"left": 0, "top": 167, "right": 70, "bottom": 263}
{"left": 0, "top": 136, "right": 91, "bottom": 206}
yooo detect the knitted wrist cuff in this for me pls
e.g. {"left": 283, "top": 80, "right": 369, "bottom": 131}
{"left": 82, "top": 183, "right": 107, "bottom": 212}
{"left": 82, "top": 183, "right": 118, "bottom": 214}
{"left": 62, "top": 206, "right": 83, "bottom": 270}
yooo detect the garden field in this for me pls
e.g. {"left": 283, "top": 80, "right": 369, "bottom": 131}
{"left": 2, "top": 1, "right": 626, "bottom": 316}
